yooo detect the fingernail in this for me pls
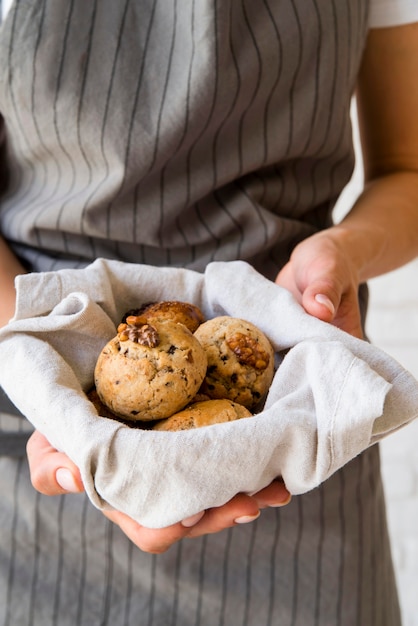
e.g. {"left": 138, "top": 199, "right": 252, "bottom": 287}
{"left": 269, "top": 493, "right": 292, "bottom": 507}
{"left": 234, "top": 511, "right": 261, "bottom": 524}
{"left": 181, "top": 511, "right": 205, "bottom": 527}
{"left": 56, "top": 468, "right": 80, "bottom": 493}
{"left": 315, "top": 294, "right": 335, "bottom": 315}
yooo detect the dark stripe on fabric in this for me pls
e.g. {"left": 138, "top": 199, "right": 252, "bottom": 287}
{"left": 213, "top": 189, "right": 244, "bottom": 260}
{"left": 195, "top": 200, "right": 221, "bottom": 263}
{"left": 55, "top": 0, "right": 99, "bottom": 238}
{"left": 236, "top": 0, "right": 263, "bottom": 177}
{"left": 106, "top": 0, "right": 158, "bottom": 236}
{"left": 26, "top": 0, "right": 53, "bottom": 219}
{"left": 284, "top": 0, "right": 303, "bottom": 161}
{"left": 195, "top": 534, "right": 208, "bottom": 626}
{"left": 52, "top": 1, "right": 100, "bottom": 267}
{"left": 210, "top": 1, "right": 240, "bottom": 192}
{"left": 148, "top": 554, "right": 157, "bottom": 626}
{"left": 76, "top": 496, "right": 90, "bottom": 625}
{"left": 150, "top": 0, "right": 179, "bottom": 181}
{"left": 309, "top": 1, "right": 340, "bottom": 214}
{"left": 80, "top": 0, "right": 131, "bottom": 233}
{"left": 28, "top": 490, "right": 41, "bottom": 626}
{"left": 366, "top": 450, "right": 378, "bottom": 626}
{"left": 43, "top": 0, "right": 77, "bottom": 255}
{"left": 300, "top": 0, "right": 321, "bottom": 156}
{"left": 167, "top": 1, "right": 221, "bottom": 263}
{"left": 242, "top": 519, "right": 258, "bottom": 626}
{"left": 102, "top": 521, "right": 114, "bottom": 626}
{"left": 219, "top": 527, "right": 233, "bottom": 626}
{"left": 314, "top": 485, "right": 325, "bottom": 625}
{"left": 156, "top": 0, "right": 179, "bottom": 261}
{"left": 287, "top": 0, "right": 321, "bottom": 216}
{"left": 169, "top": 540, "right": 182, "bottom": 626}
{"left": 356, "top": 454, "right": 364, "bottom": 625}
{"left": 336, "top": 468, "right": 346, "bottom": 625}
{"left": 290, "top": 496, "right": 303, "bottom": 626}
{"left": 327, "top": 0, "right": 361, "bottom": 214}
{"left": 3, "top": 0, "right": 28, "bottom": 215}
{"left": 259, "top": 0, "right": 283, "bottom": 165}
{"left": 266, "top": 508, "right": 281, "bottom": 625}
{"left": 51, "top": 494, "right": 66, "bottom": 625}
{"left": 235, "top": 180, "right": 269, "bottom": 246}
{"left": 123, "top": 540, "right": 134, "bottom": 626}
{"left": 3, "top": 458, "right": 23, "bottom": 626}
{"left": 161, "top": 0, "right": 196, "bottom": 264}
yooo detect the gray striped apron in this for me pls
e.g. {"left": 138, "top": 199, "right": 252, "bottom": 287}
{"left": 0, "top": 1, "right": 401, "bottom": 624}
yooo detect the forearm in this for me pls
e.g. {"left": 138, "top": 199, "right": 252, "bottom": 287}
{"left": 0, "top": 235, "right": 26, "bottom": 327}
{"left": 332, "top": 170, "right": 418, "bottom": 283}
{"left": 340, "top": 22, "right": 418, "bottom": 284}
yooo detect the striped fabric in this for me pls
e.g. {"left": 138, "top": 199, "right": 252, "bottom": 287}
{"left": 0, "top": 0, "right": 367, "bottom": 278}
{"left": 0, "top": 1, "right": 402, "bottom": 624}
{"left": 0, "top": 420, "right": 400, "bottom": 626}
{"left": 0, "top": 419, "right": 400, "bottom": 626}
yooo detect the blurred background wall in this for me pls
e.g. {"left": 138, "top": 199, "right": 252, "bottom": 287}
{"left": 334, "top": 102, "right": 418, "bottom": 626}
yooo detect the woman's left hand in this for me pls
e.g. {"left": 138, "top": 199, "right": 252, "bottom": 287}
{"left": 275, "top": 226, "right": 364, "bottom": 339}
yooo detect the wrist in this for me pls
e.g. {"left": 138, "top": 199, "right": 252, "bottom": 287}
{"left": 324, "top": 223, "right": 387, "bottom": 284}
{"left": 334, "top": 172, "right": 418, "bottom": 280}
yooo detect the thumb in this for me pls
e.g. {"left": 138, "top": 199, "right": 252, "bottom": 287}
{"left": 26, "top": 430, "right": 84, "bottom": 495}
{"left": 301, "top": 280, "right": 364, "bottom": 338}
{"left": 300, "top": 280, "right": 338, "bottom": 323}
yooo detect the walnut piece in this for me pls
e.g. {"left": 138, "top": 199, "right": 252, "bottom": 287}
{"left": 120, "top": 304, "right": 156, "bottom": 324}
{"left": 117, "top": 317, "right": 160, "bottom": 347}
{"left": 226, "top": 332, "right": 270, "bottom": 370}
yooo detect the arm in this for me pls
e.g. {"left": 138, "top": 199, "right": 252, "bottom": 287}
{"left": 276, "top": 22, "right": 418, "bottom": 337}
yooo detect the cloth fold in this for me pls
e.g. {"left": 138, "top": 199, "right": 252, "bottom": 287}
{"left": 0, "top": 259, "right": 417, "bottom": 528}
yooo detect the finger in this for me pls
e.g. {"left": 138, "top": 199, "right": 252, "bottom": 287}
{"left": 252, "top": 479, "right": 291, "bottom": 509}
{"left": 302, "top": 282, "right": 364, "bottom": 338}
{"left": 26, "top": 430, "right": 84, "bottom": 496}
{"left": 103, "top": 509, "right": 195, "bottom": 554}
{"left": 305, "top": 282, "right": 363, "bottom": 338}
{"left": 275, "top": 263, "right": 303, "bottom": 304}
{"left": 187, "top": 493, "right": 260, "bottom": 538}
{"left": 331, "top": 293, "right": 364, "bottom": 339}
{"left": 301, "top": 280, "right": 340, "bottom": 323}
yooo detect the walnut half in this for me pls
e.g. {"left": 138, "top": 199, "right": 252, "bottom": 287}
{"left": 226, "top": 332, "right": 270, "bottom": 370}
{"left": 117, "top": 317, "right": 160, "bottom": 347}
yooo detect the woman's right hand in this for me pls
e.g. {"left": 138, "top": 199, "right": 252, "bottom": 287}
{"left": 26, "top": 429, "right": 291, "bottom": 554}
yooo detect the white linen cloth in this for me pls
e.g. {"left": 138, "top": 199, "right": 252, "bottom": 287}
{"left": 0, "top": 259, "right": 417, "bottom": 528}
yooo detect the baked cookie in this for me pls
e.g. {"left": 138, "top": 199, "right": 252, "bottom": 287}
{"left": 86, "top": 387, "right": 156, "bottom": 428}
{"left": 152, "top": 399, "right": 252, "bottom": 431}
{"left": 94, "top": 319, "right": 207, "bottom": 421}
{"left": 194, "top": 316, "right": 275, "bottom": 410}
{"left": 87, "top": 386, "right": 120, "bottom": 420}
{"left": 121, "top": 301, "right": 205, "bottom": 333}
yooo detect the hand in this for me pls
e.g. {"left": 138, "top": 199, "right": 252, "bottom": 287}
{"left": 26, "top": 430, "right": 291, "bottom": 554}
{"left": 275, "top": 227, "right": 364, "bottom": 338}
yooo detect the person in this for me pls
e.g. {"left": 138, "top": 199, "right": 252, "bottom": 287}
{"left": 0, "top": 1, "right": 417, "bottom": 624}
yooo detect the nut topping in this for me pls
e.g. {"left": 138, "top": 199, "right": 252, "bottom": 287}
{"left": 117, "top": 318, "right": 160, "bottom": 347}
{"left": 226, "top": 332, "right": 270, "bottom": 370}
